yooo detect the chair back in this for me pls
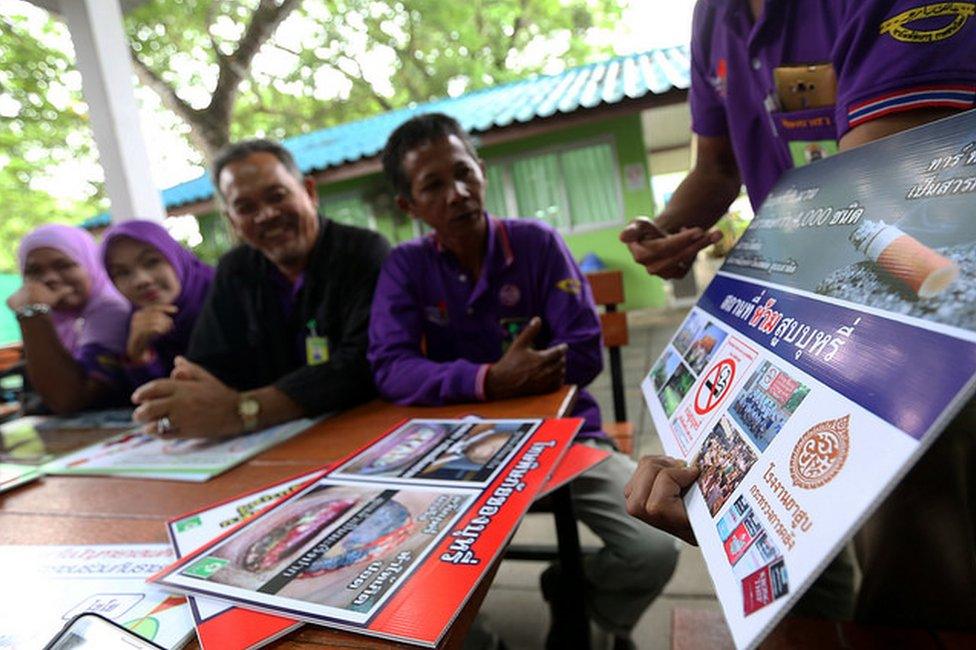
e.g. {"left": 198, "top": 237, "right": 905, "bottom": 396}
{"left": 586, "top": 270, "right": 628, "bottom": 348}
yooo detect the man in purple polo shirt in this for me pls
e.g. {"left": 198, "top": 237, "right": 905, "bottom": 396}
{"left": 368, "top": 113, "right": 679, "bottom": 649}
{"left": 622, "top": 0, "right": 976, "bottom": 630}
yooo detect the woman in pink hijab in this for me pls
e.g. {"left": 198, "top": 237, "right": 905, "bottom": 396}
{"left": 7, "top": 224, "right": 131, "bottom": 413}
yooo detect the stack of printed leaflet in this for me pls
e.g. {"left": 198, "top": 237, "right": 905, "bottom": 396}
{"left": 641, "top": 111, "right": 976, "bottom": 648}
{"left": 0, "top": 408, "right": 137, "bottom": 493}
{"left": 155, "top": 417, "right": 588, "bottom": 649}
{"left": 0, "top": 544, "right": 195, "bottom": 649}
{"left": 43, "top": 417, "right": 315, "bottom": 482}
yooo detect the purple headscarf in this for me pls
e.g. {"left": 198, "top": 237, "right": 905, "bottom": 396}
{"left": 17, "top": 224, "right": 130, "bottom": 356}
{"left": 100, "top": 220, "right": 214, "bottom": 368}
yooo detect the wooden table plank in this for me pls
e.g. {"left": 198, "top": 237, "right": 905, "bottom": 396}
{"left": 1, "top": 461, "right": 324, "bottom": 518}
{"left": 0, "top": 513, "right": 166, "bottom": 544}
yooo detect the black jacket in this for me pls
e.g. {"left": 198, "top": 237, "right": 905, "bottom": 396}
{"left": 187, "top": 218, "right": 390, "bottom": 415}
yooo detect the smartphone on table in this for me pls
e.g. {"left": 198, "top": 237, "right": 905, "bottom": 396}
{"left": 43, "top": 612, "right": 165, "bottom": 650}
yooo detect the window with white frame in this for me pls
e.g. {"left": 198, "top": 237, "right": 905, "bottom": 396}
{"left": 483, "top": 140, "right": 624, "bottom": 231}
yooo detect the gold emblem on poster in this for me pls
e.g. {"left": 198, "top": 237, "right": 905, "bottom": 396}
{"left": 790, "top": 415, "right": 850, "bottom": 489}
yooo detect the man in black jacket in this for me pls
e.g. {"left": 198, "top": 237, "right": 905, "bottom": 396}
{"left": 133, "top": 139, "right": 389, "bottom": 438}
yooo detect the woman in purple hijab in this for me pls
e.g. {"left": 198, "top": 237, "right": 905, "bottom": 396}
{"left": 8, "top": 224, "right": 131, "bottom": 413}
{"left": 101, "top": 220, "right": 214, "bottom": 388}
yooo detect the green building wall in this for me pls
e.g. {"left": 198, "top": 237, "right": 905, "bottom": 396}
{"left": 195, "top": 112, "right": 667, "bottom": 309}
{"left": 478, "top": 113, "right": 665, "bottom": 310}
{"left": 315, "top": 112, "right": 667, "bottom": 310}
{"left": 0, "top": 274, "right": 21, "bottom": 345}
{"left": 1, "top": 110, "right": 665, "bottom": 348}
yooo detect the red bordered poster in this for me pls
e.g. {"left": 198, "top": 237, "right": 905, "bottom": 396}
{"left": 153, "top": 417, "right": 580, "bottom": 647}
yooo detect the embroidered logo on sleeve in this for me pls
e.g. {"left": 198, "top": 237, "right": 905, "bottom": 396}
{"left": 555, "top": 278, "right": 581, "bottom": 295}
{"left": 880, "top": 2, "right": 975, "bottom": 42}
{"left": 709, "top": 58, "right": 729, "bottom": 99}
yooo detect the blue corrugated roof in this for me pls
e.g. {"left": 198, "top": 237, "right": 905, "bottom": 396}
{"left": 80, "top": 212, "right": 112, "bottom": 230}
{"left": 161, "top": 46, "right": 689, "bottom": 209}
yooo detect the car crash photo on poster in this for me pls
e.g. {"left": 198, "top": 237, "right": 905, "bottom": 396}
{"left": 152, "top": 417, "right": 581, "bottom": 647}
{"left": 640, "top": 111, "right": 976, "bottom": 649}
{"left": 161, "top": 479, "right": 474, "bottom": 625}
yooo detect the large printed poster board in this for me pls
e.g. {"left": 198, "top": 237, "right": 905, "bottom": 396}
{"left": 642, "top": 112, "right": 976, "bottom": 648}
{"left": 153, "top": 418, "right": 580, "bottom": 647}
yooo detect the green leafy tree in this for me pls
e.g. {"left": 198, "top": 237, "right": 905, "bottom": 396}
{"left": 0, "top": 11, "right": 103, "bottom": 273}
{"left": 0, "top": 0, "right": 622, "bottom": 274}
{"left": 125, "top": 0, "right": 621, "bottom": 161}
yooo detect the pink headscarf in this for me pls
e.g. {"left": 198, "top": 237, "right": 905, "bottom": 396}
{"left": 18, "top": 224, "right": 130, "bottom": 356}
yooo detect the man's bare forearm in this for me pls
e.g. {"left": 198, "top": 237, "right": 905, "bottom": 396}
{"left": 654, "top": 163, "right": 742, "bottom": 233}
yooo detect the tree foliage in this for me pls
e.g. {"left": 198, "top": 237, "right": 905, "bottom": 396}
{"left": 0, "top": 11, "right": 103, "bottom": 273}
{"left": 0, "top": 0, "right": 622, "bottom": 272}
{"left": 125, "top": 0, "right": 621, "bottom": 159}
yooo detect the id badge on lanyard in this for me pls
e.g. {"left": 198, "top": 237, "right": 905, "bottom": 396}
{"left": 305, "top": 319, "right": 329, "bottom": 366}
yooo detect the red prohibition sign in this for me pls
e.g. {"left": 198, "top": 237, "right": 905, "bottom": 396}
{"left": 695, "top": 358, "right": 736, "bottom": 415}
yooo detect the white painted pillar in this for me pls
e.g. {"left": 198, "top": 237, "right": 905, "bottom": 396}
{"left": 58, "top": 0, "right": 165, "bottom": 223}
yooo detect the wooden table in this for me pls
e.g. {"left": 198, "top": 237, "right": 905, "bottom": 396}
{"left": 0, "top": 387, "right": 577, "bottom": 649}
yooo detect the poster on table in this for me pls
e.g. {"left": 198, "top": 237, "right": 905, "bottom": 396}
{"left": 0, "top": 408, "right": 137, "bottom": 466}
{"left": 152, "top": 417, "right": 580, "bottom": 647}
{"left": 166, "top": 437, "right": 606, "bottom": 650}
{"left": 0, "top": 462, "right": 41, "bottom": 493}
{"left": 0, "top": 544, "right": 194, "bottom": 649}
{"left": 168, "top": 471, "right": 323, "bottom": 649}
{"left": 42, "top": 418, "right": 314, "bottom": 482}
{"left": 641, "top": 111, "right": 976, "bottom": 649}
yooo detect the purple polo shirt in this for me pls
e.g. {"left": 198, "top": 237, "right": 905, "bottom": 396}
{"left": 77, "top": 343, "right": 126, "bottom": 388}
{"left": 271, "top": 267, "right": 308, "bottom": 365}
{"left": 368, "top": 215, "right": 606, "bottom": 440}
{"left": 691, "top": 0, "right": 976, "bottom": 208}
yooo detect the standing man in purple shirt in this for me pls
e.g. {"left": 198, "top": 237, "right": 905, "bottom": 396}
{"left": 369, "top": 113, "right": 678, "bottom": 649}
{"left": 622, "top": 0, "right": 976, "bottom": 630}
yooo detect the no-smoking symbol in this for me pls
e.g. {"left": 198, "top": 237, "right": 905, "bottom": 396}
{"left": 694, "top": 358, "right": 736, "bottom": 415}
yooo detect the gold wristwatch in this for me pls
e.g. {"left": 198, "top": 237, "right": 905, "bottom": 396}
{"left": 238, "top": 393, "right": 260, "bottom": 432}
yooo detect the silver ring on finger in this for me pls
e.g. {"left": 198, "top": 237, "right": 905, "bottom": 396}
{"left": 157, "top": 416, "right": 174, "bottom": 435}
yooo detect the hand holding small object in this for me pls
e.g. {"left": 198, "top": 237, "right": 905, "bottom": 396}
{"left": 619, "top": 216, "right": 721, "bottom": 279}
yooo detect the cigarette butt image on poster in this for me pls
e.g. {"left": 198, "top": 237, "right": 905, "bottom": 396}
{"left": 849, "top": 220, "right": 958, "bottom": 297}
